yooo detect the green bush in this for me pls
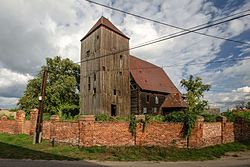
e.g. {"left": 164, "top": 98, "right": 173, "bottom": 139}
{"left": 201, "top": 114, "right": 218, "bottom": 122}
{"left": 95, "top": 113, "right": 112, "bottom": 121}
{"left": 222, "top": 111, "right": 250, "bottom": 122}
{"left": 147, "top": 115, "right": 165, "bottom": 122}
{"left": 43, "top": 113, "right": 51, "bottom": 121}
{"left": 164, "top": 111, "right": 186, "bottom": 122}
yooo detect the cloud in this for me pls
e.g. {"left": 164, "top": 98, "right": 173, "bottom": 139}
{"left": 0, "top": 97, "right": 19, "bottom": 109}
{"left": 0, "top": 68, "right": 33, "bottom": 98}
{"left": 233, "top": 86, "right": 250, "bottom": 93}
{"left": 0, "top": 0, "right": 250, "bottom": 110}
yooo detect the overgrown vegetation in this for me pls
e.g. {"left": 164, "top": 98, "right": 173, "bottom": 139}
{"left": 201, "top": 113, "right": 218, "bottom": 122}
{"left": 180, "top": 75, "right": 211, "bottom": 138}
{"left": 222, "top": 110, "right": 250, "bottom": 122}
{"left": 129, "top": 115, "right": 137, "bottom": 137}
{"left": 1, "top": 133, "right": 250, "bottom": 161}
{"left": 0, "top": 114, "right": 15, "bottom": 120}
{"left": 95, "top": 113, "right": 128, "bottom": 122}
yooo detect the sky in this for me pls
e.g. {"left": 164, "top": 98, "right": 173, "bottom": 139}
{"left": 0, "top": 0, "right": 249, "bottom": 111}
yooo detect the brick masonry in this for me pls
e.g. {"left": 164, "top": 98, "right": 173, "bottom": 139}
{"left": 1, "top": 110, "right": 250, "bottom": 148}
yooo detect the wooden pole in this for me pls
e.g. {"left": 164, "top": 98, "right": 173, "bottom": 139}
{"left": 34, "top": 66, "right": 48, "bottom": 144}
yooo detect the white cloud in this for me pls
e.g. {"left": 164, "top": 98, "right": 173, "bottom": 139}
{"left": 0, "top": 97, "right": 19, "bottom": 109}
{"left": 233, "top": 86, "right": 250, "bottom": 93}
{"left": 0, "top": 68, "right": 33, "bottom": 98}
{"left": 0, "top": 0, "right": 250, "bottom": 110}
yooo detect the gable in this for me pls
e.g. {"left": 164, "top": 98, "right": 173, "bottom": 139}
{"left": 80, "top": 16, "right": 129, "bottom": 41}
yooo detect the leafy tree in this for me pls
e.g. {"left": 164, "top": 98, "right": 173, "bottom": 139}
{"left": 247, "top": 101, "right": 250, "bottom": 109}
{"left": 180, "top": 75, "right": 210, "bottom": 138}
{"left": 18, "top": 56, "right": 80, "bottom": 117}
{"left": 180, "top": 75, "right": 211, "bottom": 114}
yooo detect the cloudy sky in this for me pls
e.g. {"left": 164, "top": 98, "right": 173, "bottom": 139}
{"left": 0, "top": 0, "right": 249, "bottom": 111}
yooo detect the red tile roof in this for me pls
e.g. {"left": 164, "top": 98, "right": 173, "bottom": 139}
{"left": 161, "top": 93, "right": 187, "bottom": 108}
{"left": 80, "top": 16, "right": 129, "bottom": 41}
{"left": 129, "top": 55, "right": 181, "bottom": 94}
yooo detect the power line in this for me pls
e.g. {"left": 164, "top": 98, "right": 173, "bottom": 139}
{"left": 134, "top": 9, "right": 250, "bottom": 47}
{"left": 80, "top": 56, "right": 250, "bottom": 78}
{"left": 84, "top": 0, "right": 250, "bottom": 45}
{"left": 163, "top": 57, "right": 250, "bottom": 68}
{"left": 76, "top": 12, "right": 250, "bottom": 65}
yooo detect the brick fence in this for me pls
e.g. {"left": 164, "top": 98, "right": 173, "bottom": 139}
{"left": 1, "top": 110, "right": 250, "bottom": 148}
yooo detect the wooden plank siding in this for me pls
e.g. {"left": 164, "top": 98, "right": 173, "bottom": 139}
{"left": 80, "top": 26, "right": 130, "bottom": 116}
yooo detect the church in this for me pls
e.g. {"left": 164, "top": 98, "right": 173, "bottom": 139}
{"left": 80, "top": 17, "right": 186, "bottom": 116}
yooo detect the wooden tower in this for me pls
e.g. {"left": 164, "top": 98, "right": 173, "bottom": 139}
{"left": 80, "top": 17, "right": 130, "bottom": 116}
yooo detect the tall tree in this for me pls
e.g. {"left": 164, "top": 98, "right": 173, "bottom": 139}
{"left": 180, "top": 75, "right": 211, "bottom": 114}
{"left": 18, "top": 56, "right": 80, "bottom": 117}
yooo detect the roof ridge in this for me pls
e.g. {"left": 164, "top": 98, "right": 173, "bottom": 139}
{"left": 81, "top": 17, "right": 129, "bottom": 41}
{"left": 129, "top": 55, "right": 161, "bottom": 68}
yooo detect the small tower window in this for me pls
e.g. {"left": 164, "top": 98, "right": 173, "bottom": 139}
{"left": 119, "top": 55, "right": 123, "bottom": 68}
{"left": 86, "top": 50, "right": 90, "bottom": 57}
{"left": 102, "top": 66, "right": 106, "bottom": 71}
{"left": 94, "top": 73, "right": 96, "bottom": 81}
{"left": 93, "top": 87, "right": 96, "bottom": 94}
{"left": 88, "top": 77, "right": 91, "bottom": 90}
{"left": 96, "top": 35, "right": 99, "bottom": 39}
{"left": 114, "top": 89, "right": 116, "bottom": 95}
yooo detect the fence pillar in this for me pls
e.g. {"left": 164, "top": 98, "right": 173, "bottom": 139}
{"left": 188, "top": 116, "right": 204, "bottom": 148}
{"left": 78, "top": 115, "right": 95, "bottom": 147}
{"left": 217, "top": 116, "right": 227, "bottom": 144}
{"left": 50, "top": 115, "right": 60, "bottom": 142}
{"left": 16, "top": 110, "right": 26, "bottom": 134}
{"left": 135, "top": 115, "right": 145, "bottom": 146}
{"left": 29, "top": 109, "right": 38, "bottom": 135}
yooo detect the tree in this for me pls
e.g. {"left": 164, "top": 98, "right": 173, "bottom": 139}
{"left": 180, "top": 75, "right": 211, "bottom": 114}
{"left": 18, "top": 56, "right": 80, "bottom": 117}
{"left": 247, "top": 101, "right": 250, "bottom": 109}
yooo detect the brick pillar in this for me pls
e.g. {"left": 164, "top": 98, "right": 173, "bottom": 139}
{"left": 188, "top": 116, "right": 204, "bottom": 148}
{"left": 78, "top": 115, "right": 95, "bottom": 147}
{"left": 16, "top": 110, "right": 26, "bottom": 134}
{"left": 135, "top": 115, "right": 145, "bottom": 146}
{"left": 29, "top": 109, "right": 38, "bottom": 135}
{"left": 217, "top": 116, "right": 227, "bottom": 144}
{"left": 50, "top": 115, "right": 60, "bottom": 141}
{"left": 1, "top": 115, "right": 8, "bottom": 120}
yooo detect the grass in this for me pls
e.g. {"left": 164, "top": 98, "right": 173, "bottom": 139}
{"left": 1, "top": 133, "right": 250, "bottom": 161}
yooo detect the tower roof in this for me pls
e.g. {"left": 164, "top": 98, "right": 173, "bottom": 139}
{"left": 80, "top": 16, "right": 129, "bottom": 41}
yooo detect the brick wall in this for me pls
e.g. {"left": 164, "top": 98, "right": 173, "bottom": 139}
{"left": 1, "top": 110, "right": 250, "bottom": 148}
{"left": 136, "top": 122, "right": 187, "bottom": 148}
{"left": 202, "top": 122, "right": 221, "bottom": 147}
{"left": 93, "top": 122, "right": 134, "bottom": 146}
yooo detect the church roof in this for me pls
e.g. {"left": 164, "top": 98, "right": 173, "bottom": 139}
{"left": 160, "top": 93, "right": 187, "bottom": 108}
{"left": 129, "top": 55, "right": 181, "bottom": 94}
{"left": 80, "top": 16, "right": 129, "bottom": 41}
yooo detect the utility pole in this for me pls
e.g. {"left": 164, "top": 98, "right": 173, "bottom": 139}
{"left": 34, "top": 66, "right": 48, "bottom": 144}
